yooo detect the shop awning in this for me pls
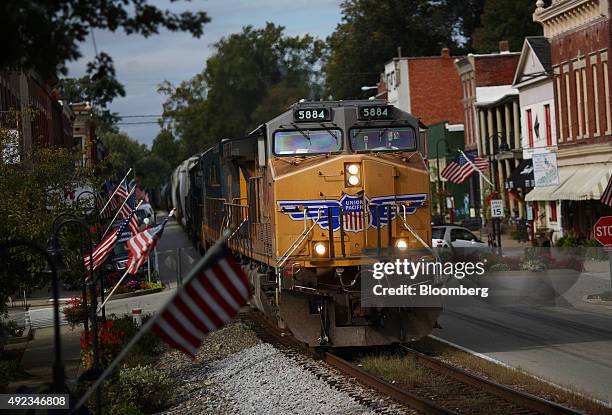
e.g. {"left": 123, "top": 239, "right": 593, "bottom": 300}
{"left": 525, "top": 163, "right": 612, "bottom": 202}
{"left": 506, "top": 159, "right": 534, "bottom": 189}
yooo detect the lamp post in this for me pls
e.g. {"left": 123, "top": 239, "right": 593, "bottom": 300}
{"left": 0, "top": 240, "right": 65, "bottom": 393}
{"left": 435, "top": 138, "right": 451, "bottom": 223}
{"left": 76, "top": 190, "right": 96, "bottom": 222}
{"left": 49, "top": 217, "right": 102, "bottom": 414}
{"left": 487, "top": 132, "right": 510, "bottom": 251}
{"left": 51, "top": 214, "right": 90, "bottom": 331}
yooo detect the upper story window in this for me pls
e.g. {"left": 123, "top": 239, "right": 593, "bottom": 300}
{"left": 273, "top": 129, "right": 342, "bottom": 156}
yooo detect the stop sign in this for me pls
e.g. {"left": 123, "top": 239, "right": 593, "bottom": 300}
{"left": 594, "top": 216, "right": 612, "bottom": 246}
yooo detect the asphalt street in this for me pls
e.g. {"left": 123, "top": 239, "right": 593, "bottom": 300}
{"left": 434, "top": 270, "right": 612, "bottom": 404}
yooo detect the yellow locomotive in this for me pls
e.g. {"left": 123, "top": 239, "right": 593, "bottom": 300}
{"left": 180, "top": 100, "right": 440, "bottom": 347}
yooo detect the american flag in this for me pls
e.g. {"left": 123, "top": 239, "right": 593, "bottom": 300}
{"left": 441, "top": 151, "right": 489, "bottom": 184}
{"left": 151, "top": 243, "right": 249, "bottom": 356}
{"left": 601, "top": 176, "right": 612, "bottom": 206}
{"left": 122, "top": 191, "right": 139, "bottom": 235}
{"left": 125, "top": 214, "right": 171, "bottom": 274}
{"left": 84, "top": 215, "right": 132, "bottom": 271}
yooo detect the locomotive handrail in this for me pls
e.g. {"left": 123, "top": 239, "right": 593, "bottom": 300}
{"left": 278, "top": 209, "right": 322, "bottom": 268}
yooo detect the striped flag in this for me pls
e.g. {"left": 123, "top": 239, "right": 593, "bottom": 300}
{"left": 602, "top": 177, "right": 612, "bottom": 206}
{"left": 125, "top": 215, "right": 170, "bottom": 274}
{"left": 151, "top": 243, "right": 249, "bottom": 356}
{"left": 84, "top": 215, "right": 132, "bottom": 271}
{"left": 441, "top": 152, "right": 489, "bottom": 184}
{"left": 122, "top": 191, "right": 140, "bottom": 235}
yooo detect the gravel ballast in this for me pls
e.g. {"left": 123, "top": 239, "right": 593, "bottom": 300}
{"left": 158, "top": 320, "right": 409, "bottom": 414}
{"left": 209, "top": 343, "right": 375, "bottom": 415}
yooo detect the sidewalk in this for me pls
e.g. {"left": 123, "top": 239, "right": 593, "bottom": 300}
{"left": 9, "top": 325, "right": 83, "bottom": 392}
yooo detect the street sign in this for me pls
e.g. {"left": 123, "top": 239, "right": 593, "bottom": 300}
{"left": 594, "top": 216, "right": 612, "bottom": 246}
{"left": 490, "top": 199, "right": 504, "bottom": 218}
{"left": 526, "top": 205, "right": 534, "bottom": 221}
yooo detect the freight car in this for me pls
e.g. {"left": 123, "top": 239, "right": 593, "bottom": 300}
{"left": 176, "top": 100, "right": 441, "bottom": 347}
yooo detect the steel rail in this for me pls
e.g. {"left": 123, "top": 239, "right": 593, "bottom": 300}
{"left": 398, "top": 345, "right": 583, "bottom": 415}
{"left": 323, "top": 352, "right": 457, "bottom": 415}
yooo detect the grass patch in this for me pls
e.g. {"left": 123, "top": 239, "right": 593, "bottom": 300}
{"left": 410, "top": 337, "right": 610, "bottom": 415}
{"left": 359, "top": 353, "right": 427, "bottom": 386}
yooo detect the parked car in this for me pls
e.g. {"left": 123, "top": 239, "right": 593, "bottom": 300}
{"left": 136, "top": 203, "right": 156, "bottom": 227}
{"left": 432, "top": 225, "right": 487, "bottom": 248}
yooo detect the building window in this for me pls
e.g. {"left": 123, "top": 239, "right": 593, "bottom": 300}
{"left": 526, "top": 109, "right": 533, "bottom": 148}
{"left": 565, "top": 71, "right": 573, "bottom": 141}
{"left": 550, "top": 201, "right": 557, "bottom": 222}
{"left": 555, "top": 72, "right": 564, "bottom": 142}
{"left": 544, "top": 104, "right": 552, "bottom": 146}
{"left": 575, "top": 69, "right": 583, "bottom": 138}
{"left": 581, "top": 67, "right": 589, "bottom": 136}
{"left": 592, "top": 64, "right": 600, "bottom": 136}
{"left": 604, "top": 61, "right": 611, "bottom": 134}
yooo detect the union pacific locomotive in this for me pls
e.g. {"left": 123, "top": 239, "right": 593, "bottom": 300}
{"left": 167, "top": 100, "right": 440, "bottom": 347}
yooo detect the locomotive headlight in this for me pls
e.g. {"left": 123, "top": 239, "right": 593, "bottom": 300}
{"left": 347, "top": 175, "right": 360, "bottom": 186}
{"left": 395, "top": 239, "right": 408, "bottom": 250}
{"left": 345, "top": 163, "right": 361, "bottom": 187}
{"left": 347, "top": 164, "right": 360, "bottom": 175}
{"left": 314, "top": 242, "right": 327, "bottom": 256}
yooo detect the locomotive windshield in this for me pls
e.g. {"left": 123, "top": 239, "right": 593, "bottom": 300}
{"left": 350, "top": 126, "right": 417, "bottom": 152}
{"left": 274, "top": 129, "right": 342, "bottom": 155}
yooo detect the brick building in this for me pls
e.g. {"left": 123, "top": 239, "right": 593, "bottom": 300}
{"left": 381, "top": 48, "right": 464, "bottom": 126}
{"left": 533, "top": 0, "right": 612, "bottom": 239}
{"left": 0, "top": 69, "right": 73, "bottom": 157}
{"left": 455, "top": 43, "right": 522, "bottom": 218}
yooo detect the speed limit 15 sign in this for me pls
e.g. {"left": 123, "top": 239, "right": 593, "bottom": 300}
{"left": 490, "top": 199, "right": 504, "bottom": 218}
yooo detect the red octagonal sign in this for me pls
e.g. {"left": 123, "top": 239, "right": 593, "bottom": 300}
{"left": 594, "top": 216, "right": 612, "bottom": 246}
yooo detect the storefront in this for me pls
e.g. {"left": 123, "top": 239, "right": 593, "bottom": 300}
{"left": 525, "top": 163, "right": 612, "bottom": 241}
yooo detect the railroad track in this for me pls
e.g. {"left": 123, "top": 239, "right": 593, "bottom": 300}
{"left": 397, "top": 345, "right": 583, "bottom": 415}
{"left": 239, "top": 311, "right": 584, "bottom": 415}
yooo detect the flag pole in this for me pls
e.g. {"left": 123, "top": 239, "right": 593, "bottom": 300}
{"left": 73, "top": 227, "right": 232, "bottom": 413}
{"left": 100, "top": 188, "right": 137, "bottom": 239}
{"left": 99, "top": 168, "right": 133, "bottom": 216}
{"left": 458, "top": 149, "right": 494, "bottom": 187}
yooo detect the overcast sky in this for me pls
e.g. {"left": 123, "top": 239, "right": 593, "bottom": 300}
{"left": 67, "top": 0, "right": 342, "bottom": 147}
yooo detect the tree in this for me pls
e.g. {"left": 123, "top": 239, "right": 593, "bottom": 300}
{"left": 0, "top": 112, "right": 96, "bottom": 312}
{"left": 159, "top": 23, "right": 325, "bottom": 154}
{"left": 151, "top": 129, "right": 181, "bottom": 169}
{"left": 324, "top": 0, "right": 462, "bottom": 100}
{"left": 472, "top": 0, "right": 543, "bottom": 53}
{"left": 58, "top": 52, "right": 126, "bottom": 131}
{"left": 135, "top": 155, "right": 170, "bottom": 190}
{"left": 100, "top": 131, "right": 148, "bottom": 178}
{"left": 0, "top": 0, "right": 210, "bottom": 79}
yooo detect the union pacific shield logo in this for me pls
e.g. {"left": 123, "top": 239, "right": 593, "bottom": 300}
{"left": 340, "top": 194, "right": 370, "bottom": 232}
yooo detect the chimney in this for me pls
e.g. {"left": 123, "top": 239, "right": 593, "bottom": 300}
{"left": 441, "top": 48, "right": 450, "bottom": 58}
{"left": 499, "top": 40, "right": 510, "bottom": 53}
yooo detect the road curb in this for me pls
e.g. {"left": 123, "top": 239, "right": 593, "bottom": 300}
{"left": 105, "top": 286, "right": 165, "bottom": 301}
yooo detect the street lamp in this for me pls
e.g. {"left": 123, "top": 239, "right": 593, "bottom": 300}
{"left": 48, "top": 217, "right": 102, "bottom": 414}
{"left": 76, "top": 190, "right": 96, "bottom": 217}
{"left": 0, "top": 239, "right": 65, "bottom": 393}
{"left": 360, "top": 85, "right": 378, "bottom": 91}
{"left": 435, "top": 138, "right": 451, "bottom": 223}
{"left": 51, "top": 214, "right": 90, "bottom": 331}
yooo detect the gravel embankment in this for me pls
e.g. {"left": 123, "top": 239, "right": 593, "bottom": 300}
{"left": 157, "top": 320, "right": 410, "bottom": 415}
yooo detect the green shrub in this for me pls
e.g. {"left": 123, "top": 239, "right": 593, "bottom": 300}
{"left": 511, "top": 229, "right": 528, "bottom": 241}
{"left": 520, "top": 259, "right": 547, "bottom": 272}
{"left": 489, "top": 263, "right": 510, "bottom": 272}
{"left": 106, "top": 365, "right": 175, "bottom": 413}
